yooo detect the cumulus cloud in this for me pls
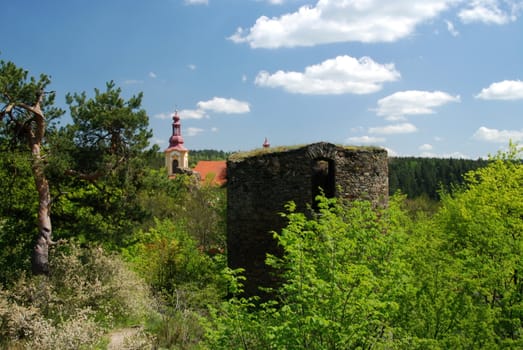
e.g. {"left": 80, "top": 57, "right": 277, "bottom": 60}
{"left": 369, "top": 123, "right": 418, "bottom": 135}
{"left": 419, "top": 143, "right": 434, "bottom": 151}
{"left": 475, "top": 80, "right": 523, "bottom": 100}
{"left": 151, "top": 137, "right": 165, "bottom": 146}
{"left": 445, "top": 20, "right": 459, "bottom": 36}
{"left": 458, "top": 0, "right": 522, "bottom": 25}
{"left": 385, "top": 147, "right": 398, "bottom": 157}
{"left": 255, "top": 55, "right": 400, "bottom": 95}
{"left": 420, "top": 150, "right": 469, "bottom": 158}
{"left": 179, "top": 109, "right": 208, "bottom": 119}
{"left": 186, "top": 127, "right": 205, "bottom": 137}
{"left": 154, "top": 112, "right": 172, "bottom": 120}
{"left": 347, "top": 135, "right": 386, "bottom": 144}
{"left": 184, "top": 0, "right": 208, "bottom": 5}
{"left": 197, "top": 97, "right": 250, "bottom": 114}
{"left": 155, "top": 110, "right": 206, "bottom": 120}
{"left": 473, "top": 126, "right": 523, "bottom": 143}
{"left": 149, "top": 72, "right": 157, "bottom": 78}
{"left": 375, "top": 90, "right": 460, "bottom": 120}
{"left": 230, "top": 0, "right": 457, "bottom": 48}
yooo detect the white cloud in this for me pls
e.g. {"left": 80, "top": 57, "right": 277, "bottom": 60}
{"left": 211, "top": 127, "right": 219, "bottom": 132}
{"left": 242, "top": 74, "right": 248, "bottom": 82}
{"left": 154, "top": 112, "right": 172, "bottom": 120}
{"left": 375, "top": 90, "right": 460, "bottom": 120}
{"left": 369, "top": 123, "right": 418, "bottom": 135}
{"left": 186, "top": 127, "right": 205, "bottom": 136}
{"left": 473, "top": 126, "right": 523, "bottom": 143}
{"left": 184, "top": 0, "right": 208, "bottom": 5}
{"left": 188, "top": 64, "right": 197, "bottom": 71}
{"left": 445, "top": 19, "right": 459, "bottom": 36}
{"left": 148, "top": 72, "right": 157, "bottom": 79}
{"left": 419, "top": 143, "right": 434, "bottom": 151}
{"left": 197, "top": 97, "right": 251, "bottom": 114}
{"left": 230, "top": 0, "right": 457, "bottom": 48}
{"left": 458, "top": 0, "right": 522, "bottom": 25}
{"left": 151, "top": 137, "right": 165, "bottom": 146}
{"left": 385, "top": 147, "right": 398, "bottom": 157}
{"left": 255, "top": 55, "right": 400, "bottom": 95}
{"left": 420, "top": 150, "right": 469, "bottom": 158}
{"left": 475, "top": 80, "right": 523, "bottom": 100}
{"left": 347, "top": 135, "right": 386, "bottom": 144}
{"left": 179, "top": 109, "right": 208, "bottom": 119}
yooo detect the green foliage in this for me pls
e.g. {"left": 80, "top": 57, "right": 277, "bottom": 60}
{"left": 207, "top": 196, "right": 411, "bottom": 349}
{"left": 47, "top": 81, "right": 155, "bottom": 246}
{"left": 123, "top": 219, "right": 223, "bottom": 299}
{"left": 64, "top": 80, "right": 151, "bottom": 176}
{"left": 0, "top": 150, "right": 37, "bottom": 285}
{"left": 433, "top": 142, "right": 523, "bottom": 347}
{"left": 182, "top": 184, "right": 227, "bottom": 250}
{"left": 123, "top": 218, "right": 227, "bottom": 349}
{"left": 0, "top": 59, "right": 64, "bottom": 142}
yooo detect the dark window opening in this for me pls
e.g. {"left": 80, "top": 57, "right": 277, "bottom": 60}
{"left": 311, "top": 158, "right": 335, "bottom": 210}
{"left": 172, "top": 159, "right": 179, "bottom": 173}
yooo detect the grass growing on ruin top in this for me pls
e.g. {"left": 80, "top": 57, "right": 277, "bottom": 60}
{"left": 228, "top": 143, "right": 385, "bottom": 162}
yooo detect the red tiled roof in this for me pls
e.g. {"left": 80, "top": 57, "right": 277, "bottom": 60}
{"left": 193, "top": 161, "right": 227, "bottom": 186}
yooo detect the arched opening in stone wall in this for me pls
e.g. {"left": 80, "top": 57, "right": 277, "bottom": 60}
{"left": 311, "top": 158, "right": 335, "bottom": 210}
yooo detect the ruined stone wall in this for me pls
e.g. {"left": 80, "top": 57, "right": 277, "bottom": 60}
{"left": 226, "top": 142, "right": 388, "bottom": 297}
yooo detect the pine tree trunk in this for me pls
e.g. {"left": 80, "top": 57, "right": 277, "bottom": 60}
{"left": 31, "top": 142, "right": 52, "bottom": 275}
{"left": 27, "top": 97, "right": 53, "bottom": 275}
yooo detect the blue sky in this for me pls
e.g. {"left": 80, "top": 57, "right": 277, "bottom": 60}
{"left": 3, "top": 0, "right": 523, "bottom": 158}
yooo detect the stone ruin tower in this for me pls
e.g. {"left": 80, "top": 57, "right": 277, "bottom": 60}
{"left": 226, "top": 142, "right": 388, "bottom": 297}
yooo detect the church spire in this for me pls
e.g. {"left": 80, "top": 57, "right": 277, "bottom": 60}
{"left": 169, "top": 110, "right": 185, "bottom": 149}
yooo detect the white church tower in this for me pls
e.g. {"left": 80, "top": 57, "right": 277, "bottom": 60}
{"left": 164, "top": 110, "right": 189, "bottom": 175}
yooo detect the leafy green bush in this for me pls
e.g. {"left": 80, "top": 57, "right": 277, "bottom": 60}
{"left": 206, "top": 196, "right": 411, "bottom": 349}
{"left": 123, "top": 218, "right": 226, "bottom": 349}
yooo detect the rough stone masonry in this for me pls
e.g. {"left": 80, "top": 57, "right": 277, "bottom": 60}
{"left": 226, "top": 142, "right": 388, "bottom": 297}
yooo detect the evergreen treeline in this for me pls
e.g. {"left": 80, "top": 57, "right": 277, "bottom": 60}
{"left": 389, "top": 156, "right": 489, "bottom": 199}
{"left": 189, "top": 149, "right": 231, "bottom": 167}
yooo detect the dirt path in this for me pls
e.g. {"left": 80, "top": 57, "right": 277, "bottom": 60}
{"left": 107, "top": 326, "right": 144, "bottom": 350}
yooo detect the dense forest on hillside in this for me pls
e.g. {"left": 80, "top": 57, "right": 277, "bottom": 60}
{"left": 1, "top": 58, "right": 522, "bottom": 349}
{"left": 388, "top": 156, "right": 489, "bottom": 199}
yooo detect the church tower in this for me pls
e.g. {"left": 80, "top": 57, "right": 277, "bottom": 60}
{"left": 165, "top": 110, "right": 189, "bottom": 175}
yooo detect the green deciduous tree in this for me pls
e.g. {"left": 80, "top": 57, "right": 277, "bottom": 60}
{"left": 207, "top": 196, "right": 411, "bottom": 349}
{"left": 435, "top": 142, "right": 523, "bottom": 347}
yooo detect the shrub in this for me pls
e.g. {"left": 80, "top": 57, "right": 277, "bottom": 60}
{"left": 0, "top": 242, "right": 154, "bottom": 349}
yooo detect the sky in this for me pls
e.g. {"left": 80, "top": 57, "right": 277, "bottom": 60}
{"left": 2, "top": 0, "right": 523, "bottom": 158}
